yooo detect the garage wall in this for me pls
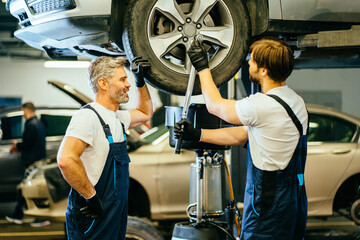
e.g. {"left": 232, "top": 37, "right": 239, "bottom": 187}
{"left": 1, "top": 57, "right": 360, "bottom": 118}
{"left": 288, "top": 68, "right": 360, "bottom": 117}
{"left": 0, "top": 57, "right": 162, "bottom": 111}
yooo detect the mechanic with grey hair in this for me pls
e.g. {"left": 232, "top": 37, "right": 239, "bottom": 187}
{"left": 175, "top": 37, "right": 308, "bottom": 239}
{"left": 57, "top": 56, "right": 153, "bottom": 239}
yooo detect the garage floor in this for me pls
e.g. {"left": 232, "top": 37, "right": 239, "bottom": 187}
{"left": 0, "top": 202, "right": 359, "bottom": 239}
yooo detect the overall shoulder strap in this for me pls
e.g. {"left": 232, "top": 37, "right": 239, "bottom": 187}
{"left": 267, "top": 94, "right": 303, "bottom": 136}
{"left": 81, "top": 104, "right": 114, "bottom": 143}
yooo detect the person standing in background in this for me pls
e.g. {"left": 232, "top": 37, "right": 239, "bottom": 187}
{"left": 7, "top": 102, "right": 50, "bottom": 227}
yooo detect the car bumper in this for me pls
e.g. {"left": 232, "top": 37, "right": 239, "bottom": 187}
{"left": 21, "top": 177, "right": 67, "bottom": 222}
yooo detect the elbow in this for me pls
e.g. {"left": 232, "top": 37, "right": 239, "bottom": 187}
{"left": 57, "top": 155, "right": 69, "bottom": 172}
{"left": 206, "top": 105, "right": 218, "bottom": 117}
{"left": 147, "top": 111, "right": 153, "bottom": 122}
{"left": 57, "top": 157, "right": 66, "bottom": 171}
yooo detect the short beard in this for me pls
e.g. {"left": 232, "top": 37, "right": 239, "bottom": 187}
{"left": 249, "top": 74, "right": 260, "bottom": 84}
{"left": 118, "top": 95, "right": 129, "bottom": 104}
{"left": 109, "top": 88, "right": 129, "bottom": 104}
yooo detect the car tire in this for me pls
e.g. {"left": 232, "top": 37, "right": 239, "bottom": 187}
{"left": 123, "top": 0, "right": 251, "bottom": 95}
{"left": 125, "top": 216, "right": 165, "bottom": 240}
{"left": 350, "top": 198, "right": 360, "bottom": 225}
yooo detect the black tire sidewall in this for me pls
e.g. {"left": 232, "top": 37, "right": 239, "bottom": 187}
{"left": 350, "top": 199, "right": 360, "bottom": 225}
{"left": 125, "top": 216, "right": 165, "bottom": 240}
{"left": 123, "top": 0, "right": 251, "bottom": 95}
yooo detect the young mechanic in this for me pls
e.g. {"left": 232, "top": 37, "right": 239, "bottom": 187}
{"left": 174, "top": 37, "right": 309, "bottom": 239}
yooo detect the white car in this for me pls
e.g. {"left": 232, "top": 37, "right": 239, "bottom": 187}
{"left": 6, "top": 0, "right": 360, "bottom": 95}
{"left": 19, "top": 82, "right": 360, "bottom": 235}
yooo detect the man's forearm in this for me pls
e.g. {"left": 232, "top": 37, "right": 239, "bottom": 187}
{"left": 129, "top": 85, "right": 153, "bottom": 128}
{"left": 201, "top": 126, "right": 248, "bottom": 146}
{"left": 198, "top": 69, "right": 242, "bottom": 125}
{"left": 59, "top": 156, "right": 95, "bottom": 199}
{"left": 198, "top": 69, "right": 223, "bottom": 111}
{"left": 137, "top": 85, "right": 153, "bottom": 116}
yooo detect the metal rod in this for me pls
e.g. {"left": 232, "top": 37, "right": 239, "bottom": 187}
{"left": 196, "top": 153, "right": 202, "bottom": 223}
{"left": 174, "top": 35, "right": 203, "bottom": 154}
{"left": 174, "top": 58, "right": 197, "bottom": 154}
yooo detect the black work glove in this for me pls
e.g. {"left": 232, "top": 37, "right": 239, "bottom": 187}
{"left": 131, "top": 57, "right": 150, "bottom": 88}
{"left": 80, "top": 193, "right": 104, "bottom": 218}
{"left": 174, "top": 119, "right": 201, "bottom": 142}
{"left": 187, "top": 40, "right": 209, "bottom": 72}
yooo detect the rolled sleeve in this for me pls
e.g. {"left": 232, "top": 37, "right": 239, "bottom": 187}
{"left": 235, "top": 97, "right": 258, "bottom": 126}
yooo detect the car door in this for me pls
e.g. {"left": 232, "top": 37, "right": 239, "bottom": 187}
{"left": 156, "top": 132, "right": 195, "bottom": 219}
{"left": 305, "top": 112, "right": 358, "bottom": 213}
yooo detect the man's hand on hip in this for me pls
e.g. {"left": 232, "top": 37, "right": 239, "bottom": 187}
{"left": 80, "top": 193, "right": 104, "bottom": 218}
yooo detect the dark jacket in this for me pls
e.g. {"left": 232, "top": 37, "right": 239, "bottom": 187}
{"left": 16, "top": 116, "right": 46, "bottom": 167}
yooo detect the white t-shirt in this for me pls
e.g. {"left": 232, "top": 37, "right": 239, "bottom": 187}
{"left": 61, "top": 102, "right": 131, "bottom": 185}
{"left": 235, "top": 86, "right": 308, "bottom": 171}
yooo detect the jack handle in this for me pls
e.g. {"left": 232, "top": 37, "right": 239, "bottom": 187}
{"left": 174, "top": 35, "right": 203, "bottom": 154}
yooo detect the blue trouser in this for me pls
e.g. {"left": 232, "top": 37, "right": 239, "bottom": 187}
{"left": 241, "top": 95, "right": 308, "bottom": 239}
{"left": 241, "top": 138, "right": 308, "bottom": 239}
{"left": 66, "top": 138, "right": 130, "bottom": 239}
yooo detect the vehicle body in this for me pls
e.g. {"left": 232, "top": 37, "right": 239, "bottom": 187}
{"left": 6, "top": 0, "right": 360, "bottom": 95}
{"left": 17, "top": 83, "right": 360, "bottom": 226}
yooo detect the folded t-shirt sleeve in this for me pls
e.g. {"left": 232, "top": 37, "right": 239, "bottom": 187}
{"left": 116, "top": 110, "right": 131, "bottom": 131}
{"left": 65, "top": 109, "right": 96, "bottom": 146}
{"left": 235, "top": 96, "right": 258, "bottom": 126}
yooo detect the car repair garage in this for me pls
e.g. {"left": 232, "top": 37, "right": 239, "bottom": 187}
{"left": 0, "top": 0, "right": 360, "bottom": 239}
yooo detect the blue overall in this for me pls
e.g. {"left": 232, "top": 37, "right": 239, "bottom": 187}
{"left": 241, "top": 95, "right": 308, "bottom": 240}
{"left": 66, "top": 105, "right": 130, "bottom": 240}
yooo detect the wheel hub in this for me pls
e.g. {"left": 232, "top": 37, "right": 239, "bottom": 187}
{"left": 183, "top": 24, "right": 197, "bottom": 38}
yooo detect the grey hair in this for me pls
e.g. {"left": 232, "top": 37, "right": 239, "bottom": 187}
{"left": 88, "top": 56, "right": 127, "bottom": 93}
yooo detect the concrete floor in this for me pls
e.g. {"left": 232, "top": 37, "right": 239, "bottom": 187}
{"left": 0, "top": 201, "right": 359, "bottom": 240}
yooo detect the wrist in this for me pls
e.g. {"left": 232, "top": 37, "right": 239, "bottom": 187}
{"left": 194, "top": 128, "right": 201, "bottom": 142}
{"left": 84, "top": 190, "right": 96, "bottom": 200}
{"left": 198, "top": 68, "right": 210, "bottom": 74}
{"left": 199, "top": 129, "right": 203, "bottom": 142}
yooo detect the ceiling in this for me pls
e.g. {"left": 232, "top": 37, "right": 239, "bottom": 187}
{"left": 0, "top": 1, "right": 49, "bottom": 60}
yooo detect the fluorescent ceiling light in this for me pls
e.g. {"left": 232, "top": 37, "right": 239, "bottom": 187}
{"left": 44, "top": 61, "right": 90, "bottom": 69}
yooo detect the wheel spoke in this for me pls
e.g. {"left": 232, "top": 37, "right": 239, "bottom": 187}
{"left": 149, "top": 32, "right": 183, "bottom": 58}
{"left": 199, "top": 25, "right": 234, "bottom": 49}
{"left": 154, "top": 0, "right": 185, "bottom": 25}
{"left": 192, "top": 0, "right": 218, "bottom": 23}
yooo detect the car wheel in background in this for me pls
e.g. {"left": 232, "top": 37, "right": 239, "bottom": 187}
{"left": 123, "top": 0, "right": 251, "bottom": 95}
{"left": 350, "top": 198, "right": 360, "bottom": 225}
{"left": 125, "top": 216, "right": 165, "bottom": 240}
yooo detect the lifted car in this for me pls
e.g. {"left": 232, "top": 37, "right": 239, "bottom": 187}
{"left": 6, "top": 0, "right": 360, "bottom": 95}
